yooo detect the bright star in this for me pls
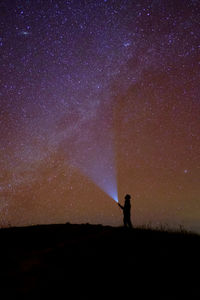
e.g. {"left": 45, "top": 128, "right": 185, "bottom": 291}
{"left": 123, "top": 41, "right": 131, "bottom": 47}
{"left": 19, "top": 31, "right": 30, "bottom": 36}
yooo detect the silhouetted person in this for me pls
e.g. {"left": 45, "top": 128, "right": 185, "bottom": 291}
{"left": 118, "top": 194, "right": 132, "bottom": 228}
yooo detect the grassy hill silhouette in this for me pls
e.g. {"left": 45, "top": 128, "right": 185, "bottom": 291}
{"left": 0, "top": 223, "right": 199, "bottom": 299}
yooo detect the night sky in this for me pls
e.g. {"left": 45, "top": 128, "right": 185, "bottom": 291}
{"left": 0, "top": 0, "right": 200, "bottom": 232}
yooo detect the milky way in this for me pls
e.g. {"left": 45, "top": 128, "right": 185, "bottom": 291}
{"left": 0, "top": 0, "right": 200, "bottom": 231}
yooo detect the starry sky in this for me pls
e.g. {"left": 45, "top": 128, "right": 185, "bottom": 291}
{"left": 0, "top": 0, "right": 200, "bottom": 232}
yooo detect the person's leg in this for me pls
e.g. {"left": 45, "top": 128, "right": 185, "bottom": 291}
{"left": 128, "top": 218, "right": 132, "bottom": 228}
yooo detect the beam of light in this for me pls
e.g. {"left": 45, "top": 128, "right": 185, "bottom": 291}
{"left": 81, "top": 153, "right": 119, "bottom": 203}
{"left": 79, "top": 165, "right": 118, "bottom": 203}
{"left": 75, "top": 144, "right": 118, "bottom": 203}
{"left": 72, "top": 123, "right": 118, "bottom": 203}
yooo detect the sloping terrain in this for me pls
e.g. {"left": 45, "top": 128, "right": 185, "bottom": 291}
{"left": 0, "top": 223, "right": 199, "bottom": 299}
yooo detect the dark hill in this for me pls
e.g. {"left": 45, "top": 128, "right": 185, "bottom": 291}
{"left": 0, "top": 223, "right": 199, "bottom": 299}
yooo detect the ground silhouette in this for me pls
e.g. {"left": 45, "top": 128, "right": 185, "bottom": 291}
{"left": 0, "top": 223, "right": 199, "bottom": 299}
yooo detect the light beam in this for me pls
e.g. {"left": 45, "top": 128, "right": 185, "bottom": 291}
{"left": 72, "top": 124, "right": 118, "bottom": 203}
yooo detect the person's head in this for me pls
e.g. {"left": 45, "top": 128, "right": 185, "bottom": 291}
{"left": 125, "top": 194, "right": 131, "bottom": 201}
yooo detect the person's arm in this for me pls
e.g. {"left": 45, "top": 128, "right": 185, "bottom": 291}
{"left": 118, "top": 203, "right": 124, "bottom": 210}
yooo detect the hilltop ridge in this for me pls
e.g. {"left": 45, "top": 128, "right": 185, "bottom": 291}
{"left": 0, "top": 223, "right": 199, "bottom": 299}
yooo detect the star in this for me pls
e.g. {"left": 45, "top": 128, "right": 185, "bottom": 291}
{"left": 19, "top": 31, "right": 30, "bottom": 36}
{"left": 123, "top": 41, "right": 131, "bottom": 47}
